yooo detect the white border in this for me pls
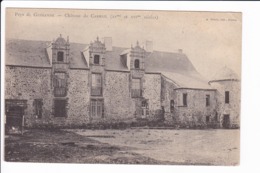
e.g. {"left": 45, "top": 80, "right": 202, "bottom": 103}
{"left": 2, "top": 1, "right": 260, "bottom": 173}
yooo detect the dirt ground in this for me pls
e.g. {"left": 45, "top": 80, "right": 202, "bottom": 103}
{"left": 5, "top": 128, "right": 239, "bottom": 165}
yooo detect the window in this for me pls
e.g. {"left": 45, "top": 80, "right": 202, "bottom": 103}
{"left": 141, "top": 100, "right": 149, "bottom": 116}
{"left": 91, "top": 73, "right": 102, "bottom": 96}
{"left": 54, "top": 100, "right": 66, "bottom": 117}
{"left": 225, "top": 91, "right": 229, "bottom": 104}
{"left": 132, "top": 78, "right": 141, "bottom": 97}
{"left": 53, "top": 72, "right": 67, "bottom": 97}
{"left": 91, "top": 99, "right": 104, "bottom": 117}
{"left": 206, "top": 116, "right": 210, "bottom": 123}
{"left": 34, "top": 99, "right": 43, "bottom": 119}
{"left": 94, "top": 55, "right": 100, "bottom": 64}
{"left": 206, "top": 94, "right": 210, "bottom": 106}
{"left": 57, "top": 51, "right": 64, "bottom": 62}
{"left": 134, "top": 59, "right": 140, "bottom": 69}
{"left": 142, "top": 100, "right": 147, "bottom": 108}
{"left": 183, "top": 93, "right": 187, "bottom": 106}
{"left": 170, "top": 100, "right": 174, "bottom": 113}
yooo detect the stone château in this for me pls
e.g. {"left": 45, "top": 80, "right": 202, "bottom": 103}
{"left": 5, "top": 35, "right": 240, "bottom": 128}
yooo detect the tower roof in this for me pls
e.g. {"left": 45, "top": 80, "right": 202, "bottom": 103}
{"left": 210, "top": 66, "right": 239, "bottom": 82}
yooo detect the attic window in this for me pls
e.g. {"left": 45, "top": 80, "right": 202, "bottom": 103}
{"left": 94, "top": 55, "right": 100, "bottom": 65}
{"left": 134, "top": 59, "right": 140, "bottom": 69}
{"left": 57, "top": 51, "right": 64, "bottom": 62}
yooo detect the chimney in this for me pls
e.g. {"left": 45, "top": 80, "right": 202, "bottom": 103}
{"left": 103, "top": 37, "right": 112, "bottom": 51}
{"left": 145, "top": 40, "right": 153, "bottom": 52}
{"left": 178, "top": 49, "right": 183, "bottom": 53}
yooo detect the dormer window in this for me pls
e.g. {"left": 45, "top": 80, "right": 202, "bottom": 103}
{"left": 57, "top": 51, "right": 64, "bottom": 62}
{"left": 134, "top": 59, "right": 140, "bottom": 69}
{"left": 94, "top": 55, "right": 100, "bottom": 65}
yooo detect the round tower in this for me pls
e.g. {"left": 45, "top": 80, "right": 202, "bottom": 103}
{"left": 209, "top": 67, "right": 240, "bottom": 128}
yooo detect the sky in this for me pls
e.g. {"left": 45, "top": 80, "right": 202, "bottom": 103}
{"left": 6, "top": 8, "right": 242, "bottom": 79}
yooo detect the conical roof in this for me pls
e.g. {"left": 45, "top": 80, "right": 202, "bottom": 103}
{"left": 210, "top": 66, "right": 239, "bottom": 82}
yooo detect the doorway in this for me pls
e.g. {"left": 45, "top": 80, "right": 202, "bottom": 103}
{"left": 5, "top": 99, "right": 27, "bottom": 134}
{"left": 222, "top": 114, "right": 230, "bottom": 128}
{"left": 141, "top": 100, "right": 149, "bottom": 118}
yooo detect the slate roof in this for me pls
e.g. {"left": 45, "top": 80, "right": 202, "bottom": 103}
{"left": 210, "top": 66, "right": 239, "bottom": 82}
{"left": 162, "top": 71, "right": 214, "bottom": 90}
{"left": 104, "top": 47, "right": 128, "bottom": 71}
{"left": 6, "top": 38, "right": 212, "bottom": 89}
{"left": 6, "top": 39, "right": 51, "bottom": 67}
{"left": 6, "top": 39, "right": 88, "bottom": 69}
{"left": 68, "top": 43, "right": 88, "bottom": 69}
{"left": 145, "top": 51, "right": 196, "bottom": 73}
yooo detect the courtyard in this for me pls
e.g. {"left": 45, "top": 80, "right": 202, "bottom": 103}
{"left": 5, "top": 128, "right": 239, "bottom": 165}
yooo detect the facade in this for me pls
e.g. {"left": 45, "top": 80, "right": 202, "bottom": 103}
{"left": 5, "top": 35, "right": 240, "bottom": 128}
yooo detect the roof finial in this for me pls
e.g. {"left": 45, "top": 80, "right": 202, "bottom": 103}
{"left": 136, "top": 41, "right": 139, "bottom": 46}
{"left": 60, "top": 34, "right": 62, "bottom": 38}
{"left": 67, "top": 36, "right": 69, "bottom": 43}
{"left": 97, "top": 36, "right": 99, "bottom": 41}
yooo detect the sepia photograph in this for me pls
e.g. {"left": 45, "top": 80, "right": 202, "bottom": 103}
{"left": 3, "top": 7, "right": 241, "bottom": 166}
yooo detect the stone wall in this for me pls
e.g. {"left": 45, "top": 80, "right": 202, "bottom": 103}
{"left": 6, "top": 66, "right": 228, "bottom": 128}
{"left": 161, "top": 77, "right": 178, "bottom": 121}
{"left": 66, "top": 69, "right": 90, "bottom": 125}
{"left": 172, "top": 89, "right": 217, "bottom": 127}
{"left": 5, "top": 66, "right": 52, "bottom": 127}
{"left": 210, "top": 80, "right": 241, "bottom": 128}
{"left": 5, "top": 66, "right": 92, "bottom": 127}
{"left": 103, "top": 71, "right": 135, "bottom": 121}
{"left": 143, "top": 73, "right": 162, "bottom": 115}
